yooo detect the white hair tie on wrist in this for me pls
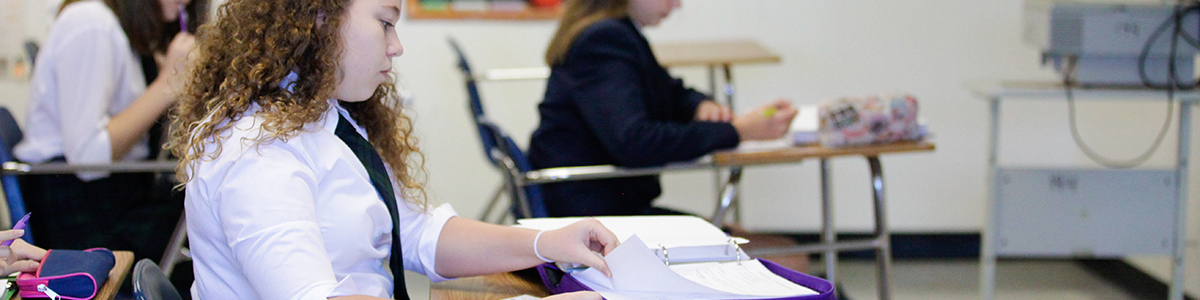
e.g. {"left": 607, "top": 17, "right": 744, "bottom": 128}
{"left": 534, "top": 230, "right": 553, "bottom": 263}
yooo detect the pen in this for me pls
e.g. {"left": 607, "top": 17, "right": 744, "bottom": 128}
{"left": 3, "top": 213, "right": 30, "bottom": 246}
{"left": 556, "top": 262, "right": 590, "bottom": 273}
{"left": 179, "top": 8, "right": 189, "bottom": 33}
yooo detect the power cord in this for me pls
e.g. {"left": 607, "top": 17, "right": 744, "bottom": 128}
{"left": 1060, "top": 1, "right": 1196, "bottom": 169}
{"left": 1063, "top": 57, "right": 1174, "bottom": 169}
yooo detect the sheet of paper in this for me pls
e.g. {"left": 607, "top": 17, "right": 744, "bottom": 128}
{"left": 670, "top": 261, "right": 817, "bottom": 296}
{"left": 500, "top": 295, "right": 541, "bottom": 300}
{"left": 517, "top": 216, "right": 735, "bottom": 248}
{"left": 603, "top": 235, "right": 733, "bottom": 295}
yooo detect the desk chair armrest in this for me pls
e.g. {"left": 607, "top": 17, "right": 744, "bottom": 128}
{"left": 2, "top": 161, "right": 178, "bottom": 175}
{"left": 476, "top": 67, "right": 550, "bottom": 82}
{"left": 523, "top": 160, "right": 715, "bottom": 185}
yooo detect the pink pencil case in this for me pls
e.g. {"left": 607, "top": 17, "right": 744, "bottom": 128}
{"left": 16, "top": 248, "right": 114, "bottom": 300}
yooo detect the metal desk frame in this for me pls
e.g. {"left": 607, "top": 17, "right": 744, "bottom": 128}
{"left": 976, "top": 82, "right": 1197, "bottom": 300}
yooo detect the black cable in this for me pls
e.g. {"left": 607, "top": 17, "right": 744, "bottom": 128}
{"left": 1069, "top": 3, "right": 1187, "bottom": 169}
{"left": 1139, "top": 2, "right": 1200, "bottom": 89}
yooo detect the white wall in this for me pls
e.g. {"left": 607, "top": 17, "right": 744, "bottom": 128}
{"left": 390, "top": 0, "right": 1198, "bottom": 294}
{"left": 1, "top": 0, "right": 1196, "bottom": 295}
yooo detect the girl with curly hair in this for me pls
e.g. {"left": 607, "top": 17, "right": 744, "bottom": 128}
{"left": 168, "top": 0, "right": 618, "bottom": 298}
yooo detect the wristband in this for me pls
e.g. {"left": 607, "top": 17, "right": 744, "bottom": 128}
{"left": 533, "top": 230, "right": 553, "bottom": 263}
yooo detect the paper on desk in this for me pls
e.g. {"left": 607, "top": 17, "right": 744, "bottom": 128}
{"left": 670, "top": 261, "right": 817, "bottom": 296}
{"left": 573, "top": 235, "right": 813, "bottom": 299}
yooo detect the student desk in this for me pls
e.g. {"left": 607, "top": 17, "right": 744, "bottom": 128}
{"left": 973, "top": 81, "right": 1198, "bottom": 300}
{"left": 430, "top": 272, "right": 548, "bottom": 300}
{"left": 524, "top": 141, "right": 936, "bottom": 300}
{"left": 653, "top": 40, "right": 781, "bottom": 108}
{"left": 712, "top": 141, "right": 934, "bottom": 300}
{"left": 13, "top": 250, "right": 133, "bottom": 300}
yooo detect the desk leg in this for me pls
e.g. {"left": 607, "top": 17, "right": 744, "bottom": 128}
{"left": 820, "top": 159, "right": 838, "bottom": 290}
{"left": 982, "top": 97, "right": 1001, "bottom": 300}
{"left": 709, "top": 64, "right": 723, "bottom": 201}
{"left": 721, "top": 64, "right": 744, "bottom": 225}
{"left": 1169, "top": 100, "right": 1193, "bottom": 300}
{"left": 868, "top": 157, "right": 892, "bottom": 300}
{"left": 711, "top": 167, "right": 743, "bottom": 226}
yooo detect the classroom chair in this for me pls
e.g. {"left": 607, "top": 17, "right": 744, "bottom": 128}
{"left": 448, "top": 37, "right": 549, "bottom": 221}
{"left": 0, "top": 107, "right": 31, "bottom": 235}
{"left": 24, "top": 40, "right": 39, "bottom": 68}
{"left": 133, "top": 258, "right": 183, "bottom": 300}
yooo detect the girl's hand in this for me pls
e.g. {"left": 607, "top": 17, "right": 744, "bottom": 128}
{"left": 732, "top": 99, "right": 798, "bottom": 141}
{"left": 536, "top": 218, "right": 620, "bottom": 277}
{"left": 694, "top": 101, "right": 734, "bottom": 122}
{"left": 0, "top": 230, "right": 44, "bottom": 275}
{"left": 155, "top": 32, "right": 197, "bottom": 96}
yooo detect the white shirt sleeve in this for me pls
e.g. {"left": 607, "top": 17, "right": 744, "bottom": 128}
{"left": 398, "top": 201, "right": 457, "bottom": 283}
{"left": 216, "top": 143, "right": 339, "bottom": 300}
{"left": 51, "top": 23, "right": 121, "bottom": 170}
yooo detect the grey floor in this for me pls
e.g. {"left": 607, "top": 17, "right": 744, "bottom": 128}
{"left": 834, "top": 259, "right": 1139, "bottom": 300}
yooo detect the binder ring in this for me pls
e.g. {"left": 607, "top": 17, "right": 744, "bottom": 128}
{"left": 660, "top": 244, "right": 670, "bottom": 266}
{"left": 729, "top": 238, "right": 743, "bottom": 266}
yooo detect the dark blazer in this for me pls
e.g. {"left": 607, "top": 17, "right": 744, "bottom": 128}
{"left": 528, "top": 17, "right": 740, "bottom": 217}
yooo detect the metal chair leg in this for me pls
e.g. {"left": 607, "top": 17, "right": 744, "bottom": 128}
{"left": 160, "top": 214, "right": 189, "bottom": 276}
{"left": 478, "top": 183, "right": 507, "bottom": 223}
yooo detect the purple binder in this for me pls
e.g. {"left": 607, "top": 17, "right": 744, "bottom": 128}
{"left": 536, "top": 258, "right": 835, "bottom": 300}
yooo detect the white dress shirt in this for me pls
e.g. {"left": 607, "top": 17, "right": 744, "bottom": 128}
{"left": 185, "top": 99, "right": 457, "bottom": 300}
{"left": 14, "top": 0, "right": 151, "bottom": 181}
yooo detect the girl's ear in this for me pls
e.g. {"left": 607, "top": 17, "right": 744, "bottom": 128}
{"left": 317, "top": 10, "right": 326, "bottom": 27}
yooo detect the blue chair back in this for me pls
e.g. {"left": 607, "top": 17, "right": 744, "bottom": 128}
{"left": 24, "top": 41, "right": 39, "bottom": 69}
{"left": 133, "top": 259, "right": 182, "bottom": 300}
{"left": 0, "top": 107, "right": 29, "bottom": 231}
{"left": 447, "top": 38, "right": 548, "bottom": 218}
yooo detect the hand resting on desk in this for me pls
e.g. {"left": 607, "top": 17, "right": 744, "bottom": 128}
{"left": 0, "top": 229, "right": 46, "bottom": 275}
{"left": 733, "top": 99, "right": 799, "bottom": 141}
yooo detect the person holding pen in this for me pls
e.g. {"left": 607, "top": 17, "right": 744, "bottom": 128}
{"left": 167, "top": 0, "right": 618, "bottom": 298}
{"left": 529, "top": 0, "right": 799, "bottom": 217}
{"left": 0, "top": 229, "right": 45, "bottom": 276}
{"left": 13, "top": 0, "right": 207, "bottom": 266}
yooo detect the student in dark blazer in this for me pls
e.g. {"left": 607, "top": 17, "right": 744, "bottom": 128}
{"left": 529, "top": 0, "right": 798, "bottom": 217}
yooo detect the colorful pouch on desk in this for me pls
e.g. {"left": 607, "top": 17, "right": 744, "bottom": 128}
{"left": 16, "top": 248, "right": 114, "bottom": 300}
{"left": 818, "top": 93, "right": 924, "bottom": 148}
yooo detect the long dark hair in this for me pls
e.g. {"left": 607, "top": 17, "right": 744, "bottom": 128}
{"left": 59, "top": 0, "right": 209, "bottom": 55}
{"left": 544, "top": 0, "right": 628, "bottom": 66}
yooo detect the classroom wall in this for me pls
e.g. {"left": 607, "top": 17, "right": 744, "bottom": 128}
{"left": 0, "top": 0, "right": 1195, "bottom": 295}
{"left": 388, "top": 0, "right": 1198, "bottom": 293}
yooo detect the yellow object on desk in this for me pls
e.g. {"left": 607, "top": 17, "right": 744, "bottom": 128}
{"left": 763, "top": 107, "right": 777, "bottom": 118}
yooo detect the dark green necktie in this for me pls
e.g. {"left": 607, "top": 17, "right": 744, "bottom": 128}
{"left": 334, "top": 113, "right": 410, "bottom": 300}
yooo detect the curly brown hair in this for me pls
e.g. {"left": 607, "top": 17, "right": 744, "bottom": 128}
{"left": 168, "top": 0, "right": 427, "bottom": 207}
